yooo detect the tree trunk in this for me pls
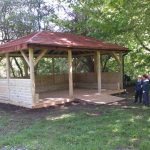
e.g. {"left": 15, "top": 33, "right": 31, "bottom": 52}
{"left": 10, "top": 58, "right": 16, "bottom": 77}
{"left": 13, "top": 57, "right": 23, "bottom": 77}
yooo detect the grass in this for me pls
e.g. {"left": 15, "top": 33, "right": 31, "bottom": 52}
{"left": 0, "top": 94, "right": 150, "bottom": 150}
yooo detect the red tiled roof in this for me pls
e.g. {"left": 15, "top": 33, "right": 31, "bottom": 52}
{"left": 0, "top": 31, "right": 128, "bottom": 53}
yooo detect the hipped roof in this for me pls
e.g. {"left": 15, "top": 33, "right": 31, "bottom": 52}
{"left": 0, "top": 31, "right": 128, "bottom": 53}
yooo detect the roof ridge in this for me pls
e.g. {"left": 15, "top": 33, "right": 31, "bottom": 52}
{"left": 27, "top": 31, "right": 43, "bottom": 43}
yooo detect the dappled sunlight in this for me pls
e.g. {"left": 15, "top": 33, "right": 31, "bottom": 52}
{"left": 134, "top": 115, "right": 143, "bottom": 120}
{"left": 92, "top": 101, "right": 106, "bottom": 104}
{"left": 128, "top": 115, "right": 143, "bottom": 123}
{"left": 29, "top": 139, "right": 39, "bottom": 146}
{"left": 112, "top": 128, "right": 119, "bottom": 133}
{"left": 122, "top": 105, "right": 142, "bottom": 109}
{"left": 86, "top": 112, "right": 102, "bottom": 116}
{"left": 56, "top": 37, "right": 80, "bottom": 46}
{"left": 83, "top": 94, "right": 90, "bottom": 97}
{"left": 44, "top": 98, "right": 70, "bottom": 101}
{"left": 60, "top": 105, "right": 70, "bottom": 110}
{"left": 61, "top": 38, "right": 75, "bottom": 45}
{"left": 130, "top": 138, "right": 139, "bottom": 143}
{"left": 115, "top": 119, "right": 121, "bottom": 123}
{"left": 147, "top": 117, "right": 150, "bottom": 122}
{"left": 34, "top": 97, "right": 71, "bottom": 108}
{"left": 107, "top": 123, "right": 121, "bottom": 133}
{"left": 112, "top": 124, "right": 121, "bottom": 130}
{"left": 129, "top": 118, "right": 135, "bottom": 123}
{"left": 95, "top": 93, "right": 102, "bottom": 96}
{"left": 46, "top": 113, "right": 74, "bottom": 121}
{"left": 108, "top": 101, "right": 123, "bottom": 106}
{"left": 36, "top": 89, "right": 126, "bottom": 108}
{"left": 142, "top": 106, "right": 149, "bottom": 110}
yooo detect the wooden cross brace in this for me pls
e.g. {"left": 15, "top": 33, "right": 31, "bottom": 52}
{"left": 20, "top": 49, "right": 47, "bottom": 67}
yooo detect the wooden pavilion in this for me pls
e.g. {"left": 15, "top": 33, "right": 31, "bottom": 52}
{"left": 0, "top": 31, "right": 128, "bottom": 108}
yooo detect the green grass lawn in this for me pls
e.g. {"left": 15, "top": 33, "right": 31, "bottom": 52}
{"left": 0, "top": 95, "right": 150, "bottom": 150}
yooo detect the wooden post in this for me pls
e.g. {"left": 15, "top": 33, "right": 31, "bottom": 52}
{"left": 6, "top": 53, "right": 10, "bottom": 80}
{"left": 96, "top": 51, "right": 101, "bottom": 93}
{"left": 29, "top": 48, "right": 35, "bottom": 103}
{"left": 6, "top": 53, "right": 10, "bottom": 100}
{"left": 68, "top": 50, "right": 73, "bottom": 98}
{"left": 119, "top": 53, "right": 123, "bottom": 89}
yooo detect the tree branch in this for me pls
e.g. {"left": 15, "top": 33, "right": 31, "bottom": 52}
{"left": 135, "top": 34, "right": 150, "bottom": 52}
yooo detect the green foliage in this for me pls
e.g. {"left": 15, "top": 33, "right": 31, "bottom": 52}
{"left": 55, "top": 0, "right": 150, "bottom": 78}
{"left": 0, "top": 0, "right": 55, "bottom": 43}
{"left": 0, "top": 58, "right": 6, "bottom": 78}
{"left": 101, "top": 55, "right": 119, "bottom": 72}
{"left": 37, "top": 58, "right": 68, "bottom": 75}
{"left": 0, "top": 0, "right": 150, "bottom": 78}
{"left": 125, "top": 50, "right": 150, "bottom": 78}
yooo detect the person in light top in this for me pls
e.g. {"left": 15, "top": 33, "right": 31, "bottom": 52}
{"left": 134, "top": 75, "right": 143, "bottom": 103}
{"left": 142, "top": 74, "right": 150, "bottom": 106}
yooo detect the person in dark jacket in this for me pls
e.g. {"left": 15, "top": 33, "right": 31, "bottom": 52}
{"left": 134, "top": 75, "right": 143, "bottom": 103}
{"left": 142, "top": 74, "right": 150, "bottom": 106}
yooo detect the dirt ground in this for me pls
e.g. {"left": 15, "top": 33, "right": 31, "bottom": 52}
{"left": 0, "top": 87, "right": 135, "bottom": 137}
{"left": 1, "top": 86, "right": 146, "bottom": 150}
{"left": 0, "top": 87, "right": 135, "bottom": 116}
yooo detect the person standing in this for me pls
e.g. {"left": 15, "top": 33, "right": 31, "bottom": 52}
{"left": 134, "top": 75, "right": 143, "bottom": 103}
{"left": 142, "top": 74, "right": 150, "bottom": 106}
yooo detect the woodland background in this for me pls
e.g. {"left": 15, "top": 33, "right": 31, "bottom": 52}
{"left": 0, "top": 0, "right": 149, "bottom": 80}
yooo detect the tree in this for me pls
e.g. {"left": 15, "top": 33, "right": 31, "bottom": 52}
{"left": 0, "top": 0, "right": 56, "bottom": 43}
{"left": 55, "top": 0, "right": 150, "bottom": 78}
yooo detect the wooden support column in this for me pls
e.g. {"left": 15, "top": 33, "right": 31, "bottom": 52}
{"left": 29, "top": 48, "right": 35, "bottom": 103}
{"left": 6, "top": 53, "right": 10, "bottom": 80}
{"left": 119, "top": 53, "right": 123, "bottom": 89}
{"left": 6, "top": 53, "right": 10, "bottom": 100}
{"left": 68, "top": 50, "right": 73, "bottom": 98}
{"left": 96, "top": 51, "right": 101, "bottom": 93}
